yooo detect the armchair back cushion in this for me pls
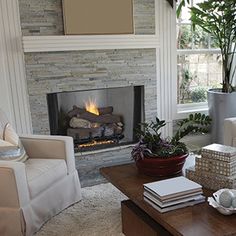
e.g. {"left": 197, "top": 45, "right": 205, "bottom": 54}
{"left": 0, "top": 122, "right": 28, "bottom": 162}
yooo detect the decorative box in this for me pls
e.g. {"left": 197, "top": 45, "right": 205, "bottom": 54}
{"left": 186, "top": 167, "right": 236, "bottom": 191}
{"left": 201, "top": 143, "right": 236, "bottom": 162}
{"left": 195, "top": 155, "right": 236, "bottom": 177}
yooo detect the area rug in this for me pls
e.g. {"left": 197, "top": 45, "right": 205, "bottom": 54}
{"left": 36, "top": 183, "right": 126, "bottom": 236}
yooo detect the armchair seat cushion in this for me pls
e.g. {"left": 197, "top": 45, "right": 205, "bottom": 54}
{"left": 25, "top": 159, "right": 67, "bottom": 198}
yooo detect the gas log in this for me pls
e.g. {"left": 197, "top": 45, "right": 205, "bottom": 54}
{"left": 67, "top": 105, "right": 113, "bottom": 117}
{"left": 67, "top": 123, "right": 123, "bottom": 140}
{"left": 78, "top": 112, "right": 121, "bottom": 124}
{"left": 66, "top": 105, "right": 124, "bottom": 144}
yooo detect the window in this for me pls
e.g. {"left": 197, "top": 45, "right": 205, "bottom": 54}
{"left": 176, "top": 0, "right": 222, "bottom": 106}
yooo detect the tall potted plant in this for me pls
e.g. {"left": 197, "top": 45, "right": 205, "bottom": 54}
{"left": 178, "top": 0, "right": 236, "bottom": 143}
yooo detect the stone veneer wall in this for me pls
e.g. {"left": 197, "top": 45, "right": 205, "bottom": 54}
{"left": 25, "top": 49, "right": 157, "bottom": 134}
{"left": 19, "top": 0, "right": 155, "bottom": 35}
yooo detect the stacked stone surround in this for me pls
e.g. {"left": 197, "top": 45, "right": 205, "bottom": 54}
{"left": 20, "top": 0, "right": 157, "bottom": 186}
{"left": 25, "top": 49, "right": 157, "bottom": 134}
{"left": 76, "top": 146, "right": 134, "bottom": 187}
{"left": 19, "top": 0, "right": 155, "bottom": 36}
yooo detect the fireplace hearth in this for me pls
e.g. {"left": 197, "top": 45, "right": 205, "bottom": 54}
{"left": 47, "top": 86, "right": 143, "bottom": 152}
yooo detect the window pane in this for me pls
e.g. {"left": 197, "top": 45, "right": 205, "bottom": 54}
{"left": 177, "top": 24, "right": 192, "bottom": 49}
{"left": 177, "top": 54, "right": 222, "bottom": 104}
{"left": 193, "top": 26, "right": 209, "bottom": 49}
{"left": 177, "top": 3, "right": 191, "bottom": 24}
{"left": 210, "top": 35, "right": 219, "bottom": 49}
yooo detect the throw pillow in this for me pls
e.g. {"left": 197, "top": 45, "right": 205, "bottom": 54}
{"left": 3, "top": 123, "right": 19, "bottom": 146}
{"left": 0, "top": 139, "right": 14, "bottom": 147}
{"left": 0, "top": 123, "right": 28, "bottom": 162}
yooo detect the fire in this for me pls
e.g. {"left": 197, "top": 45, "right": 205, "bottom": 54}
{"left": 85, "top": 98, "right": 99, "bottom": 115}
{"left": 79, "top": 140, "right": 115, "bottom": 148}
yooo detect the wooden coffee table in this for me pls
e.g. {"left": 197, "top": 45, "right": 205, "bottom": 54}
{"left": 100, "top": 159, "right": 236, "bottom": 236}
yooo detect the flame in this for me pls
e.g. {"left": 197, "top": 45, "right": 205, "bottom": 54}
{"left": 79, "top": 140, "right": 115, "bottom": 148}
{"left": 85, "top": 98, "right": 99, "bottom": 115}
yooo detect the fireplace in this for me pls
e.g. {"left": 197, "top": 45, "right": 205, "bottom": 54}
{"left": 47, "top": 86, "right": 144, "bottom": 152}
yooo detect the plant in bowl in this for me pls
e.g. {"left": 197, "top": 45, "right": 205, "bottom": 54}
{"left": 132, "top": 113, "right": 211, "bottom": 177}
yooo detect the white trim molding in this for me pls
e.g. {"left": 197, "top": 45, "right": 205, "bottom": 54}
{"left": 0, "top": 0, "right": 32, "bottom": 134}
{"left": 178, "top": 49, "right": 221, "bottom": 55}
{"left": 23, "top": 35, "right": 159, "bottom": 52}
{"left": 176, "top": 102, "right": 209, "bottom": 119}
{"left": 156, "top": 0, "right": 177, "bottom": 138}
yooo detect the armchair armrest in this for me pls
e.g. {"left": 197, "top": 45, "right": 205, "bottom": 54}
{"left": 224, "top": 118, "right": 236, "bottom": 146}
{"left": 20, "top": 135, "right": 76, "bottom": 174}
{"left": 0, "top": 161, "right": 30, "bottom": 208}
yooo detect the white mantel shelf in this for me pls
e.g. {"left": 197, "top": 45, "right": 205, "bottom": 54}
{"left": 22, "top": 35, "right": 159, "bottom": 53}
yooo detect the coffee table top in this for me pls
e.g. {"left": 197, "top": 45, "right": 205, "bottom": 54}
{"left": 100, "top": 159, "right": 236, "bottom": 236}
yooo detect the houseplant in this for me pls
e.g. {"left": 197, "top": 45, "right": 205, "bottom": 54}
{"left": 132, "top": 113, "right": 211, "bottom": 177}
{"left": 178, "top": 0, "right": 236, "bottom": 143}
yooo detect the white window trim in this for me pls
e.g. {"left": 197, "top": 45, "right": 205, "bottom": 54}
{"left": 174, "top": 0, "right": 222, "bottom": 119}
{"left": 174, "top": 47, "right": 221, "bottom": 119}
{"left": 178, "top": 49, "right": 221, "bottom": 55}
{"left": 176, "top": 102, "right": 209, "bottom": 119}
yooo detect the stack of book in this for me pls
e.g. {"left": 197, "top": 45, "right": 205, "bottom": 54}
{"left": 186, "top": 143, "right": 236, "bottom": 190}
{"left": 143, "top": 176, "right": 205, "bottom": 213}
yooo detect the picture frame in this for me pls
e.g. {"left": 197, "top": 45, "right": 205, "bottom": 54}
{"left": 63, "top": 0, "right": 134, "bottom": 35}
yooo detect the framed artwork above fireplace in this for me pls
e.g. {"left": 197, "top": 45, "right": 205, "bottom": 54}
{"left": 62, "top": 0, "right": 134, "bottom": 35}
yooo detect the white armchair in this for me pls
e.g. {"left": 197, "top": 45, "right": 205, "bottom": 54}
{"left": 0, "top": 111, "right": 82, "bottom": 236}
{"left": 223, "top": 117, "right": 236, "bottom": 147}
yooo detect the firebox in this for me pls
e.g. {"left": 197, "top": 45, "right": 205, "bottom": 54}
{"left": 47, "top": 86, "right": 144, "bottom": 152}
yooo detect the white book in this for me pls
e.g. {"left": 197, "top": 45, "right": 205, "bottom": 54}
{"left": 143, "top": 176, "right": 202, "bottom": 201}
{"left": 144, "top": 188, "right": 203, "bottom": 203}
{"left": 144, "top": 195, "right": 205, "bottom": 213}
{"left": 143, "top": 190, "right": 204, "bottom": 208}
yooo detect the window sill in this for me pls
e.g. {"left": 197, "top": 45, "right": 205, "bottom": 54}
{"left": 175, "top": 102, "right": 209, "bottom": 119}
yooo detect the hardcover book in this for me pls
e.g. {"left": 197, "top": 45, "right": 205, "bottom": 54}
{"left": 143, "top": 176, "right": 202, "bottom": 201}
{"left": 144, "top": 195, "right": 205, "bottom": 213}
{"left": 143, "top": 190, "right": 204, "bottom": 208}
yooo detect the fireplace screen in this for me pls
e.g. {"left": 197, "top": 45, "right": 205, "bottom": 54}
{"left": 47, "top": 86, "right": 143, "bottom": 152}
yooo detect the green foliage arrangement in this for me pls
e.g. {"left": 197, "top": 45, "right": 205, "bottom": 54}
{"left": 132, "top": 113, "right": 211, "bottom": 161}
{"left": 178, "top": 67, "right": 194, "bottom": 103}
{"left": 191, "top": 87, "right": 207, "bottom": 103}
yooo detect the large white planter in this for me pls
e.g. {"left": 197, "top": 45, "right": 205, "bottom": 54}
{"left": 208, "top": 89, "right": 236, "bottom": 144}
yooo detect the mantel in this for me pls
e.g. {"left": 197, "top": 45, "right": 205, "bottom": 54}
{"left": 22, "top": 35, "right": 159, "bottom": 53}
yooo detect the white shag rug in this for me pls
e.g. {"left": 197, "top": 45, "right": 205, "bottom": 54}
{"left": 36, "top": 183, "right": 127, "bottom": 236}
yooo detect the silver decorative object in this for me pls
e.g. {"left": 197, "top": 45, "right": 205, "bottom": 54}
{"left": 208, "top": 189, "right": 236, "bottom": 215}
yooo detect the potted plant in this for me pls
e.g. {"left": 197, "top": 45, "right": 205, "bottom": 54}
{"left": 178, "top": 0, "right": 236, "bottom": 143}
{"left": 132, "top": 113, "right": 211, "bottom": 177}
